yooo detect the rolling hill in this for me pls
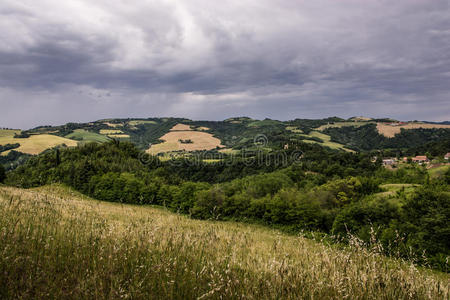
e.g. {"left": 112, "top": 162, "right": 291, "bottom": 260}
{"left": 1, "top": 117, "right": 450, "bottom": 169}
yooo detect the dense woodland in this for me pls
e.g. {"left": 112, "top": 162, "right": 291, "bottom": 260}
{"left": 5, "top": 140, "right": 450, "bottom": 272}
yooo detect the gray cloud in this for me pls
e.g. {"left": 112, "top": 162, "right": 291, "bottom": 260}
{"left": 1, "top": 0, "right": 449, "bottom": 128}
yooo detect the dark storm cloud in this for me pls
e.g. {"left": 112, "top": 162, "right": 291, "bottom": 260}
{"left": 0, "top": 0, "right": 449, "bottom": 128}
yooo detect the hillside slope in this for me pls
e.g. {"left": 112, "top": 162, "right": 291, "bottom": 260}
{"left": 0, "top": 185, "right": 448, "bottom": 299}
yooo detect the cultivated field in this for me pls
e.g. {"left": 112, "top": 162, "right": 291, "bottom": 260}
{"left": 99, "top": 129, "right": 124, "bottom": 135}
{"left": 377, "top": 122, "right": 450, "bottom": 138}
{"left": 316, "top": 121, "right": 373, "bottom": 131}
{"left": 103, "top": 122, "right": 123, "bottom": 128}
{"left": 0, "top": 130, "right": 77, "bottom": 155}
{"left": 107, "top": 134, "right": 130, "bottom": 139}
{"left": 65, "top": 129, "right": 110, "bottom": 143}
{"left": 128, "top": 120, "right": 157, "bottom": 126}
{"left": 170, "top": 123, "right": 193, "bottom": 131}
{"left": 297, "top": 131, "right": 354, "bottom": 152}
{"left": 147, "top": 124, "right": 223, "bottom": 154}
{"left": 0, "top": 185, "right": 448, "bottom": 299}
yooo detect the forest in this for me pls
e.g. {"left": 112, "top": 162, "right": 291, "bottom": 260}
{"left": 4, "top": 140, "right": 449, "bottom": 272}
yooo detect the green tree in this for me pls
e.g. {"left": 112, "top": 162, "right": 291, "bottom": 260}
{"left": 0, "top": 164, "right": 5, "bottom": 183}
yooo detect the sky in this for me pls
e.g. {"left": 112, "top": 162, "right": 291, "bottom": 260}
{"left": 1, "top": 0, "right": 450, "bottom": 129}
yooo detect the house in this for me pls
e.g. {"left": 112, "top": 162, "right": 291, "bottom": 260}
{"left": 412, "top": 155, "right": 429, "bottom": 164}
{"left": 402, "top": 157, "right": 408, "bottom": 162}
{"left": 382, "top": 158, "right": 396, "bottom": 166}
{"left": 445, "top": 153, "right": 450, "bottom": 160}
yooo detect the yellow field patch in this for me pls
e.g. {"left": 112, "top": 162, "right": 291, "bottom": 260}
{"left": 316, "top": 122, "right": 372, "bottom": 131}
{"left": 286, "top": 126, "right": 303, "bottom": 133}
{"left": 107, "top": 134, "right": 130, "bottom": 138}
{"left": 377, "top": 122, "right": 450, "bottom": 138}
{"left": 0, "top": 131, "right": 77, "bottom": 155}
{"left": 0, "top": 129, "right": 20, "bottom": 137}
{"left": 170, "top": 124, "right": 193, "bottom": 131}
{"left": 99, "top": 129, "right": 123, "bottom": 135}
{"left": 218, "top": 148, "right": 240, "bottom": 155}
{"left": 128, "top": 120, "right": 157, "bottom": 126}
{"left": 147, "top": 127, "right": 224, "bottom": 154}
{"left": 103, "top": 122, "right": 123, "bottom": 128}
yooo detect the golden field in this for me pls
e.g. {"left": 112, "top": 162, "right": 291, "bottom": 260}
{"left": 147, "top": 124, "right": 224, "bottom": 154}
{"left": 377, "top": 122, "right": 450, "bottom": 138}
{"left": 0, "top": 130, "right": 77, "bottom": 155}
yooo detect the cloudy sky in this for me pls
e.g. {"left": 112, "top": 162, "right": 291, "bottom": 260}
{"left": 1, "top": 0, "right": 449, "bottom": 128}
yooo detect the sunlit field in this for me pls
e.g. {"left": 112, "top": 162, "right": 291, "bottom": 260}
{"left": 0, "top": 184, "right": 448, "bottom": 299}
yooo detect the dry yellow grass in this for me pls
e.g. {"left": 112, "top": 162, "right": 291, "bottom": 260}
{"left": 107, "top": 134, "right": 130, "bottom": 138}
{"left": 0, "top": 184, "right": 448, "bottom": 299}
{"left": 0, "top": 130, "right": 77, "bottom": 155}
{"left": 147, "top": 124, "right": 224, "bottom": 154}
{"left": 170, "top": 123, "right": 193, "bottom": 131}
{"left": 316, "top": 121, "right": 372, "bottom": 131}
{"left": 128, "top": 120, "right": 157, "bottom": 126}
{"left": 99, "top": 129, "right": 123, "bottom": 135}
{"left": 103, "top": 122, "right": 123, "bottom": 128}
{"left": 377, "top": 122, "right": 450, "bottom": 138}
{"left": 147, "top": 131, "right": 224, "bottom": 154}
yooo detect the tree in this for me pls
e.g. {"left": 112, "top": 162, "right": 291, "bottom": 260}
{"left": 0, "top": 164, "right": 5, "bottom": 183}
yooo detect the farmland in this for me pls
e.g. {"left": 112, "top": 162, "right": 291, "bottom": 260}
{"left": 377, "top": 122, "right": 450, "bottom": 138}
{"left": 0, "top": 184, "right": 448, "bottom": 299}
{"left": 99, "top": 129, "right": 124, "bottom": 135}
{"left": 147, "top": 124, "right": 224, "bottom": 154}
{"left": 0, "top": 129, "right": 77, "bottom": 155}
{"left": 315, "top": 121, "right": 373, "bottom": 131}
{"left": 65, "top": 129, "right": 110, "bottom": 143}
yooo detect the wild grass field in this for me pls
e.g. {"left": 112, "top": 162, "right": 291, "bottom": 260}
{"left": 0, "top": 129, "right": 77, "bottom": 155}
{"left": 0, "top": 184, "right": 448, "bottom": 299}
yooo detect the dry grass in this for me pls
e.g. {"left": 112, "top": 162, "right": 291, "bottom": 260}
{"left": 218, "top": 148, "right": 240, "bottom": 155}
{"left": 0, "top": 129, "right": 20, "bottom": 137}
{"left": 99, "top": 129, "right": 123, "bottom": 135}
{"left": 147, "top": 124, "right": 224, "bottom": 154}
{"left": 0, "top": 130, "right": 77, "bottom": 155}
{"left": 170, "top": 123, "right": 193, "bottom": 131}
{"left": 103, "top": 122, "right": 123, "bottom": 128}
{"left": 107, "top": 134, "right": 130, "bottom": 139}
{"left": 0, "top": 184, "right": 448, "bottom": 299}
{"left": 316, "top": 122, "right": 373, "bottom": 131}
{"left": 377, "top": 122, "right": 450, "bottom": 138}
{"left": 286, "top": 126, "right": 303, "bottom": 133}
{"left": 128, "top": 120, "right": 157, "bottom": 126}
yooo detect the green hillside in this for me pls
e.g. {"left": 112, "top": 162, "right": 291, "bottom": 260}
{"left": 65, "top": 129, "right": 111, "bottom": 143}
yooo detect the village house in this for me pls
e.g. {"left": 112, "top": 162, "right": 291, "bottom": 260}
{"left": 412, "top": 155, "right": 429, "bottom": 165}
{"left": 382, "top": 158, "right": 396, "bottom": 166}
{"left": 445, "top": 153, "right": 450, "bottom": 160}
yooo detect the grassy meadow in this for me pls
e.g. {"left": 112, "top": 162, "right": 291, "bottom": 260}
{"left": 0, "top": 184, "right": 448, "bottom": 299}
{"left": 65, "top": 129, "right": 111, "bottom": 144}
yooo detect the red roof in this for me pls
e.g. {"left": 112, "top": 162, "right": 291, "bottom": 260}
{"left": 412, "top": 156, "right": 428, "bottom": 161}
